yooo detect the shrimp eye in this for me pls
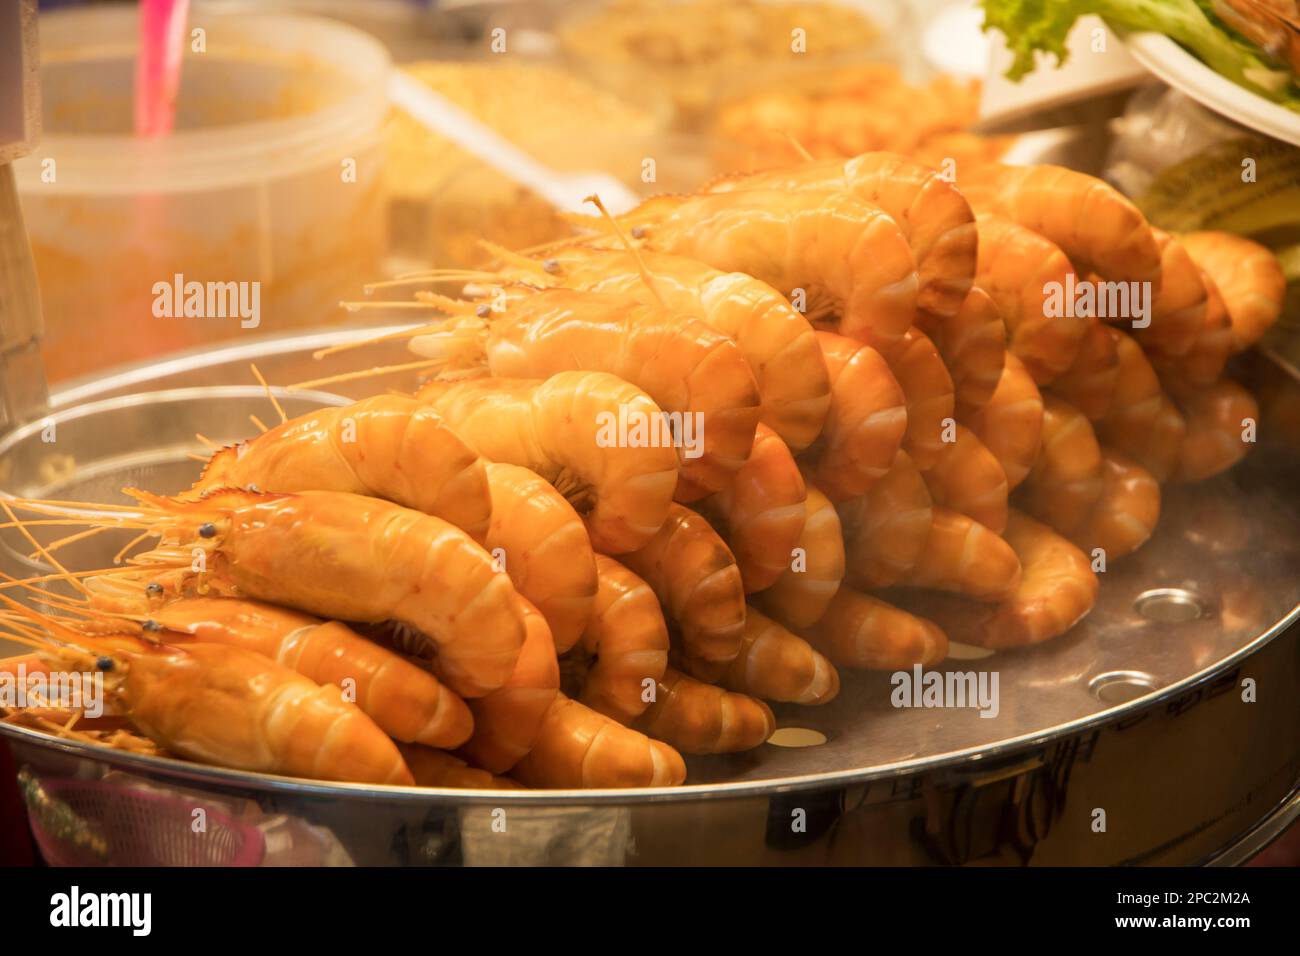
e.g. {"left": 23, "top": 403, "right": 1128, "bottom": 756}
{"left": 542, "top": 258, "right": 560, "bottom": 274}
{"left": 95, "top": 657, "right": 113, "bottom": 672}
{"left": 475, "top": 304, "right": 490, "bottom": 319}
{"left": 145, "top": 582, "right": 163, "bottom": 596}
{"left": 631, "top": 226, "right": 647, "bottom": 239}
{"left": 198, "top": 522, "right": 217, "bottom": 538}
{"left": 142, "top": 619, "right": 162, "bottom": 633}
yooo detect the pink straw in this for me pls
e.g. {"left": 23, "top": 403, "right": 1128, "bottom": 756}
{"left": 133, "top": 0, "right": 190, "bottom": 138}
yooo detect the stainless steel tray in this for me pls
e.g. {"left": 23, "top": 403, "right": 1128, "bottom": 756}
{"left": 1, "top": 328, "right": 1297, "bottom": 866}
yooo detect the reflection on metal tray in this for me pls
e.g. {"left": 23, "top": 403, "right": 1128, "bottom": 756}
{"left": 0, "top": 327, "right": 1297, "bottom": 866}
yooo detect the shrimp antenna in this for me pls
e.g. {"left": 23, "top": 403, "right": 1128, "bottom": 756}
{"left": 0, "top": 501, "right": 92, "bottom": 597}
{"left": 249, "top": 364, "right": 287, "bottom": 425}
{"left": 194, "top": 433, "right": 220, "bottom": 450}
{"left": 476, "top": 240, "right": 550, "bottom": 277}
{"left": 288, "top": 358, "right": 446, "bottom": 391}
{"left": 786, "top": 133, "right": 815, "bottom": 163}
{"left": 249, "top": 414, "right": 270, "bottom": 434}
{"left": 312, "top": 323, "right": 439, "bottom": 361}
{"left": 366, "top": 269, "right": 502, "bottom": 291}
{"left": 25, "top": 525, "right": 118, "bottom": 559}
{"left": 583, "top": 193, "right": 666, "bottom": 308}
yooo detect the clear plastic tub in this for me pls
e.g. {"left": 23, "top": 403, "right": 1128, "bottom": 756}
{"left": 13, "top": 6, "right": 391, "bottom": 382}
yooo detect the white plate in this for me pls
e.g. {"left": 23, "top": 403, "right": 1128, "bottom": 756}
{"left": 1124, "top": 32, "right": 1300, "bottom": 146}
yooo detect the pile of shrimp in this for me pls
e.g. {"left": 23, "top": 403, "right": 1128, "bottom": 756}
{"left": 0, "top": 150, "right": 1282, "bottom": 791}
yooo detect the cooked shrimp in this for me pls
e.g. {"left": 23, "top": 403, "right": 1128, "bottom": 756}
{"left": 1021, "top": 396, "right": 1104, "bottom": 536}
{"left": 896, "top": 506, "right": 1021, "bottom": 602}
{"left": 918, "top": 511, "right": 1099, "bottom": 648}
{"left": 959, "top": 162, "right": 1162, "bottom": 284}
{"left": 618, "top": 503, "right": 746, "bottom": 681}
{"left": 21, "top": 488, "right": 528, "bottom": 699}
{"left": 838, "top": 450, "right": 932, "bottom": 589}
{"left": 698, "top": 423, "right": 807, "bottom": 593}
{"left": 570, "top": 554, "right": 669, "bottom": 724}
{"left": 634, "top": 668, "right": 774, "bottom": 755}
{"left": 974, "top": 214, "right": 1089, "bottom": 384}
{"left": 1047, "top": 319, "right": 1119, "bottom": 422}
{"left": 398, "top": 744, "right": 524, "bottom": 789}
{"left": 1096, "top": 331, "right": 1186, "bottom": 482}
{"left": 922, "top": 423, "right": 1008, "bottom": 533}
{"left": 415, "top": 371, "right": 679, "bottom": 553}
{"left": 475, "top": 245, "right": 833, "bottom": 453}
{"left": 1070, "top": 450, "right": 1160, "bottom": 560}
{"left": 804, "top": 587, "right": 948, "bottom": 670}
{"left": 886, "top": 327, "right": 954, "bottom": 471}
{"left": 757, "top": 481, "right": 845, "bottom": 629}
{"left": 619, "top": 187, "right": 919, "bottom": 354}
{"left": 946, "top": 285, "right": 1007, "bottom": 418}
{"left": 717, "top": 607, "right": 839, "bottom": 705}
{"left": 1180, "top": 231, "right": 1286, "bottom": 351}
{"left": 413, "top": 288, "right": 760, "bottom": 499}
{"left": 806, "top": 331, "right": 907, "bottom": 501}
{"left": 1155, "top": 268, "right": 1233, "bottom": 387}
{"left": 708, "top": 151, "right": 978, "bottom": 326}
{"left": 193, "top": 394, "right": 492, "bottom": 541}
{"left": 962, "top": 353, "right": 1043, "bottom": 490}
{"left": 1169, "top": 378, "right": 1259, "bottom": 482}
{"left": 1137, "top": 229, "right": 1207, "bottom": 359}
{"left": 2, "top": 601, "right": 413, "bottom": 785}
{"left": 512, "top": 693, "right": 687, "bottom": 788}
{"left": 483, "top": 462, "right": 597, "bottom": 653}
{"left": 86, "top": 588, "right": 473, "bottom": 749}
{"left": 457, "top": 598, "right": 560, "bottom": 774}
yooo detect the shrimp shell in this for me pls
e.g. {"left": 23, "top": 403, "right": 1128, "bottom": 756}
{"left": 1155, "top": 268, "right": 1233, "bottom": 387}
{"left": 618, "top": 503, "right": 746, "bottom": 681}
{"left": 946, "top": 285, "right": 1007, "bottom": 418}
{"left": 838, "top": 450, "right": 932, "bottom": 590}
{"left": 699, "top": 423, "right": 807, "bottom": 593}
{"left": 922, "top": 423, "right": 1009, "bottom": 533}
{"left": 484, "top": 461, "right": 597, "bottom": 653}
{"left": 415, "top": 371, "right": 679, "bottom": 554}
{"left": 1137, "top": 229, "right": 1207, "bottom": 359}
{"left": 634, "top": 668, "right": 775, "bottom": 754}
{"left": 1096, "top": 331, "right": 1186, "bottom": 482}
{"left": 963, "top": 353, "right": 1043, "bottom": 490}
{"left": 1047, "top": 319, "right": 1119, "bottom": 422}
{"left": 959, "top": 162, "right": 1162, "bottom": 285}
{"left": 886, "top": 327, "right": 955, "bottom": 471}
{"left": 757, "top": 481, "right": 846, "bottom": 629}
{"left": 804, "top": 588, "right": 948, "bottom": 670}
{"left": 1180, "top": 231, "right": 1286, "bottom": 351}
{"left": 398, "top": 745, "right": 524, "bottom": 789}
{"left": 1169, "top": 378, "right": 1259, "bottom": 483}
{"left": 194, "top": 395, "right": 492, "bottom": 541}
{"left": 1020, "top": 396, "right": 1104, "bottom": 536}
{"left": 623, "top": 186, "right": 919, "bottom": 355}
{"left": 806, "top": 331, "right": 907, "bottom": 502}
{"left": 1070, "top": 450, "right": 1161, "bottom": 561}
{"left": 512, "top": 693, "right": 687, "bottom": 788}
{"left": 718, "top": 607, "right": 840, "bottom": 705}
{"left": 573, "top": 554, "right": 670, "bottom": 724}
{"left": 974, "top": 214, "right": 1089, "bottom": 384}
{"left": 896, "top": 506, "right": 1021, "bottom": 602}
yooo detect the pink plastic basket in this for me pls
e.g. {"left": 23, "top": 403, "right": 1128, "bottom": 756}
{"left": 28, "top": 777, "right": 265, "bottom": 867}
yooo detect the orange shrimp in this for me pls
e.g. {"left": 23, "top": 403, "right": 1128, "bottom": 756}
{"left": 912, "top": 511, "right": 1099, "bottom": 649}
{"left": 699, "top": 423, "right": 807, "bottom": 593}
{"left": 634, "top": 668, "right": 774, "bottom": 755}
{"left": 87, "top": 589, "right": 473, "bottom": 749}
{"left": 1180, "top": 231, "right": 1286, "bottom": 351}
{"left": 619, "top": 186, "right": 919, "bottom": 355}
{"left": 413, "top": 288, "right": 760, "bottom": 499}
{"left": 193, "top": 395, "right": 492, "bottom": 541}
{"left": 1047, "top": 319, "right": 1119, "bottom": 422}
{"left": 1096, "top": 330, "right": 1187, "bottom": 482}
{"left": 398, "top": 745, "right": 524, "bottom": 789}
{"left": 757, "top": 481, "right": 846, "bottom": 629}
{"left": 717, "top": 607, "right": 839, "bottom": 705}
{"left": 512, "top": 693, "right": 687, "bottom": 788}
{"left": 457, "top": 599, "right": 560, "bottom": 774}
{"left": 974, "top": 214, "right": 1089, "bottom": 384}
{"left": 469, "top": 245, "right": 833, "bottom": 453}
{"left": 1070, "top": 450, "right": 1160, "bottom": 560}
{"left": 804, "top": 588, "right": 948, "bottom": 670}
{"left": 1021, "top": 396, "right": 1104, "bottom": 536}
{"left": 946, "top": 285, "right": 1007, "bottom": 418}
{"left": 2, "top": 601, "right": 413, "bottom": 785}
{"left": 806, "top": 331, "right": 907, "bottom": 502}
{"left": 618, "top": 503, "right": 746, "bottom": 681}
{"left": 483, "top": 462, "right": 597, "bottom": 653}
{"left": 922, "top": 423, "right": 1008, "bottom": 533}
{"left": 886, "top": 327, "right": 955, "bottom": 471}
{"left": 963, "top": 352, "right": 1043, "bottom": 490}
{"left": 570, "top": 554, "right": 670, "bottom": 724}
{"left": 1135, "top": 229, "right": 1207, "bottom": 359}
{"left": 896, "top": 506, "right": 1021, "bottom": 602}
{"left": 414, "top": 371, "right": 679, "bottom": 554}
{"left": 959, "top": 162, "right": 1162, "bottom": 285}
{"left": 708, "top": 151, "right": 979, "bottom": 326}
{"left": 20, "top": 488, "right": 529, "bottom": 700}
{"left": 838, "top": 450, "right": 932, "bottom": 589}
{"left": 1155, "top": 267, "right": 1233, "bottom": 387}
{"left": 1168, "top": 378, "right": 1259, "bottom": 483}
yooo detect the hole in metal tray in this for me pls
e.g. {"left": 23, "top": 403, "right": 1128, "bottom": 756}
{"left": 1088, "top": 670, "right": 1159, "bottom": 704}
{"left": 1134, "top": 587, "right": 1208, "bottom": 623}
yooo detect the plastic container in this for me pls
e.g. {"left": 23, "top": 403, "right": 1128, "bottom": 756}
{"left": 13, "top": 6, "right": 391, "bottom": 382}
